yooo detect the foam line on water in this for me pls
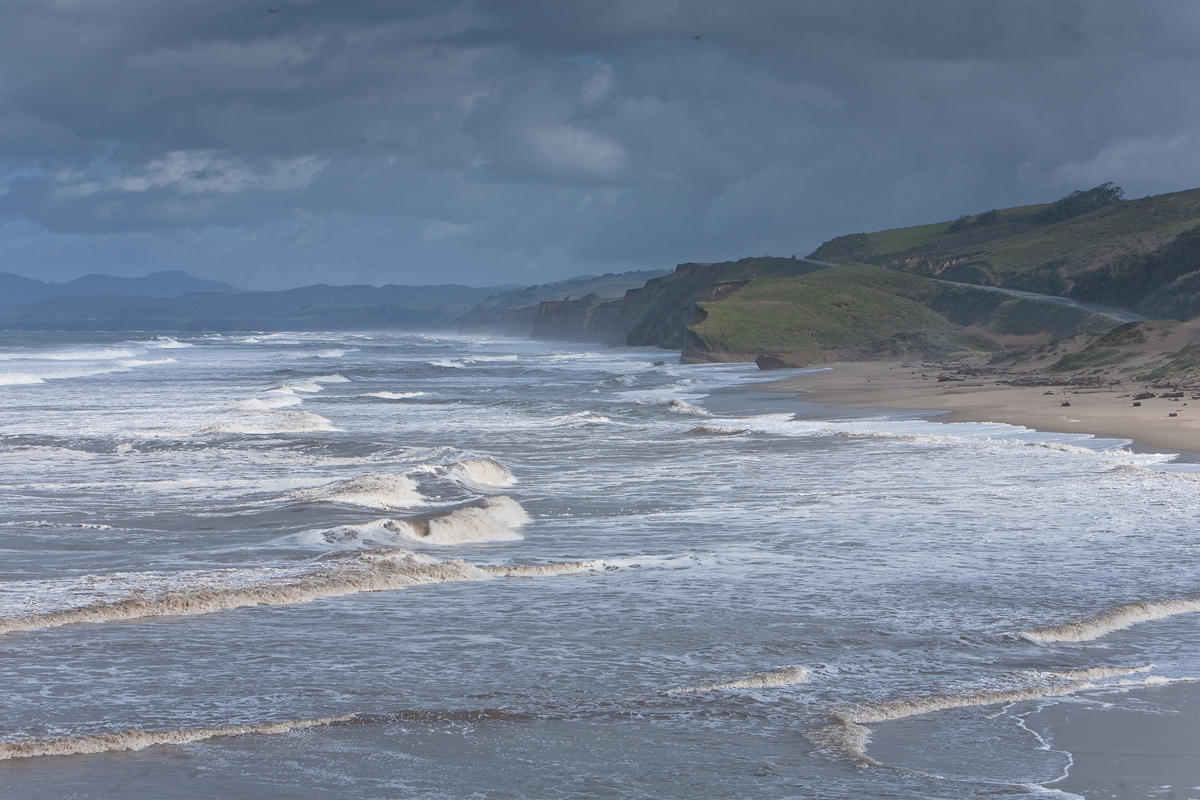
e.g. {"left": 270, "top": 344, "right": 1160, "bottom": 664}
{"left": 0, "top": 551, "right": 610, "bottom": 634}
{"left": 810, "top": 666, "right": 1152, "bottom": 765}
{"left": 0, "top": 708, "right": 537, "bottom": 761}
{"left": 0, "top": 715, "right": 357, "bottom": 760}
{"left": 668, "top": 666, "right": 809, "bottom": 694}
{"left": 1023, "top": 598, "right": 1200, "bottom": 643}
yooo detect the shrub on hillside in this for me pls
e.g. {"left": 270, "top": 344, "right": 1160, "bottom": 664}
{"left": 1036, "top": 182, "right": 1125, "bottom": 223}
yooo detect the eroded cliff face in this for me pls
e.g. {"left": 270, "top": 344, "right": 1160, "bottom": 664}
{"left": 530, "top": 295, "right": 626, "bottom": 343}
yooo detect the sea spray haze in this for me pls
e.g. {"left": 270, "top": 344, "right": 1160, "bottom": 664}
{"left": 1, "top": 331, "right": 1199, "bottom": 797}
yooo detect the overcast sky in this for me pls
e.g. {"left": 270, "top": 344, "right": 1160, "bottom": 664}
{"left": 2, "top": 0, "right": 1199, "bottom": 289}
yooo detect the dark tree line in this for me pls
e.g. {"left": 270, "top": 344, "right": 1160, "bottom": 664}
{"left": 1036, "top": 182, "right": 1125, "bottom": 223}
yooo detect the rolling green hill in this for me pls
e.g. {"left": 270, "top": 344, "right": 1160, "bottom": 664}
{"left": 809, "top": 186, "right": 1200, "bottom": 314}
{"left": 684, "top": 264, "right": 1111, "bottom": 365}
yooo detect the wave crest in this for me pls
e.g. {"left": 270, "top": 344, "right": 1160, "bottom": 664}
{"left": 387, "top": 496, "right": 530, "bottom": 545}
{"left": 1023, "top": 598, "right": 1200, "bottom": 643}
{"left": 290, "top": 474, "right": 425, "bottom": 510}
{"left": 0, "top": 715, "right": 356, "bottom": 761}
{"left": 199, "top": 411, "right": 339, "bottom": 435}
{"left": 669, "top": 666, "right": 808, "bottom": 694}
{"left": 0, "top": 551, "right": 489, "bottom": 636}
{"left": 445, "top": 459, "right": 517, "bottom": 489}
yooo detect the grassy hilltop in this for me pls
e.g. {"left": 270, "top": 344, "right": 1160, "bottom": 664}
{"left": 808, "top": 184, "right": 1200, "bottom": 319}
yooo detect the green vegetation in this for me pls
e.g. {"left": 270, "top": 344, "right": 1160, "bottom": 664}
{"left": 807, "top": 186, "right": 1200, "bottom": 303}
{"left": 1070, "top": 224, "right": 1200, "bottom": 318}
{"left": 1035, "top": 182, "right": 1125, "bottom": 223}
{"left": 687, "top": 270, "right": 955, "bottom": 362}
{"left": 1140, "top": 343, "right": 1200, "bottom": 382}
{"left": 684, "top": 264, "right": 1110, "bottom": 364}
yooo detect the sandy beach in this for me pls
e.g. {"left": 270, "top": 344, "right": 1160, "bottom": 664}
{"left": 766, "top": 360, "right": 1200, "bottom": 454}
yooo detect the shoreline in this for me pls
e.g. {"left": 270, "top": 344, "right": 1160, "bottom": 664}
{"left": 749, "top": 360, "right": 1200, "bottom": 794}
{"left": 761, "top": 360, "right": 1200, "bottom": 457}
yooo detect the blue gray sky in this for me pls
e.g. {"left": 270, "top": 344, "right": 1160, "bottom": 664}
{"left": 2, "top": 0, "right": 1199, "bottom": 289}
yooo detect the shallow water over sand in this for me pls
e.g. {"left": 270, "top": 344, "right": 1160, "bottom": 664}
{"left": 1, "top": 331, "right": 1198, "bottom": 798}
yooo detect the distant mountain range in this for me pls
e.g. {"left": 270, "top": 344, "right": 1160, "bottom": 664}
{"left": 0, "top": 270, "right": 239, "bottom": 306}
{"left": 0, "top": 268, "right": 661, "bottom": 333}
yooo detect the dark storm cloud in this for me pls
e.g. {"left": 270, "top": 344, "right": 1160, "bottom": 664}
{"left": 2, "top": 0, "right": 1199, "bottom": 287}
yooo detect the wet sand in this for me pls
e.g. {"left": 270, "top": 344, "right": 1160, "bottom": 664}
{"left": 766, "top": 361, "right": 1200, "bottom": 454}
{"left": 1033, "top": 681, "right": 1200, "bottom": 799}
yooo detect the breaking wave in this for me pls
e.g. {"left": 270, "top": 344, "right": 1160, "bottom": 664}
{"left": 280, "top": 374, "right": 349, "bottom": 393}
{"left": 290, "top": 474, "right": 426, "bottom": 510}
{"left": 236, "top": 391, "right": 303, "bottom": 411}
{"left": 0, "top": 715, "right": 357, "bottom": 761}
{"left": 669, "top": 666, "right": 808, "bottom": 694}
{"left": 0, "top": 347, "right": 136, "bottom": 362}
{"left": 1023, "top": 598, "right": 1200, "bottom": 643}
{"left": 385, "top": 496, "right": 530, "bottom": 545}
{"left": 635, "top": 397, "right": 710, "bottom": 416}
{"left": 150, "top": 336, "right": 193, "bottom": 349}
{"left": 199, "top": 410, "right": 339, "bottom": 435}
{"left": 811, "top": 665, "right": 1152, "bottom": 765}
{"left": 0, "top": 358, "right": 175, "bottom": 386}
{"left": 547, "top": 411, "right": 612, "bottom": 426}
{"left": 445, "top": 459, "right": 517, "bottom": 489}
{"left": 361, "top": 391, "right": 426, "bottom": 400}
{"left": 686, "top": 425, "right": 749, "bottom": 437}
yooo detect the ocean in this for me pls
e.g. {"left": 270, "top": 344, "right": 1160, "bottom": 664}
{"left": 0, "top": 330, "right": 1197, "bottom": 798}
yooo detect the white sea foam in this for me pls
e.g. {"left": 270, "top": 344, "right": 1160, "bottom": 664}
{"left": 1023, "top": 598, "right": 1200, "bottom": 643}
{"left": 290, "top": 474, "right": 426, "bottom": 509}
{"left": 0, "top": 714, "right": 357, "bottom": 761}
{"left": 812, "top": 665, "right": 1152, "bottom": 765}
{"left": 445, "top": 459, "right": 517, "bottom": 489}
{"left": 0, "top": 357, "right": 174, "bottom": 386}
{"left": 282, "top": 374, "right": 350, "bottom": 393}
{"left": 547, "top": 411, "right": 612, "bottom": 426}
{"left": 236, "top": 392, "right": 303, "bottom": 411}
{"left": 669, "top": 665, "right": 809, "bottom": 694}
{"left": 429, "top": 359, "right": 466, "bottom": 368}
{"left": 0, "top": 347, "right": 136, "bottom": 362}
{"left": 665, "top": 398, "right": 710, "bottom": 416}
{"left": 284, "top": 381, "right": 324, "bottom": 393}
{"left": 199, "top": 410, "right": 339, "bottom": 435}
{"left": 150, "top": 336, "right": 193, "bottom": 349}
{"left": 386, "top": 496, "right": 530, "bottom": 545}
{"left": 632, "top": 396, "right": 711, "bottom": 416}
{"left": 361, "top": 391, "right": 426, "bottom": 400}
